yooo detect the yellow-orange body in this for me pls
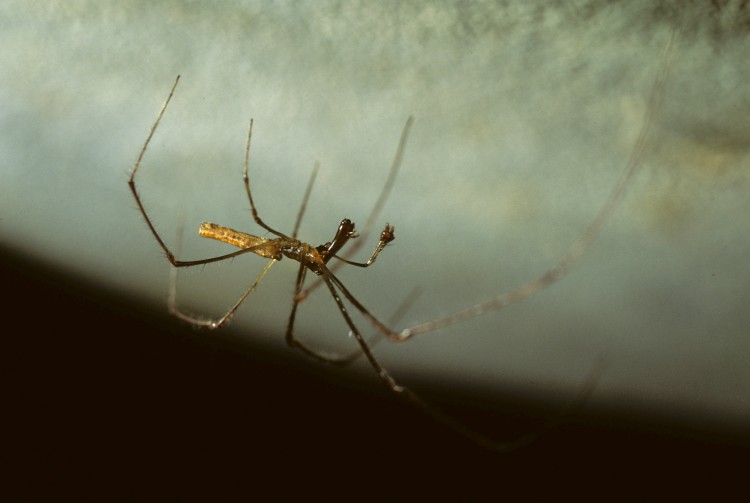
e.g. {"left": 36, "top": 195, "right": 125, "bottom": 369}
{"left": 198, "top": 222, "right": 331, "bottom": 274}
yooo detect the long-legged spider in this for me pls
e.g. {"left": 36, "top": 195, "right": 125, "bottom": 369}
{"left": 128, "top": 30, "right": 677, "bottom": 451}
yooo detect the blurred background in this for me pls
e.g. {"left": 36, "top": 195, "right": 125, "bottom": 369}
{"left": 3, "top": 1, "right": 749, "bottom": 497}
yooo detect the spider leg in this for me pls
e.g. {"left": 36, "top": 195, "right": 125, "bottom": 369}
{"left": 398, "top": 25, "right": 679, "bottom": 341}
{"left": 284, "top": 263, "right": 360, "bottom": 365}
{"left": 320, "top": 275, "right": 403, "bottom": 389}
{"left": 291, "top": 162, "right": 319, "bottom": 240}
{"left": 321, "top": 274, "right": 512, "bottom": 448}
{"left": 169, "top": 258, "right": 277, "bottom": 329}
{"left": 325, "top": 270, "right": 405, "bottom": 342}
{"left": 334, "top": 286, "right": 422, "bottom": 365}
{"left": 296, "top": 116, "right": 413, "bottom": 300}
{"left": 341, "top": 116, "right": 413, "bottom": 257}
{"left": 129, "top": 76, "right": 267, "bottom": 269}
{"left": 242, "top": 119, "right": 289, "bottom": 239}
{"left": 323, "top": 271, "right": 603, "bottom": 452}
{"left": 285, "top": 260, "right": 421, "bottom": 365}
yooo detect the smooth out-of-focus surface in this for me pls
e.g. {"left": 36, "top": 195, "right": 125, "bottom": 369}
{"left": 2, "top": 1, "right": 749, "bottom": 445}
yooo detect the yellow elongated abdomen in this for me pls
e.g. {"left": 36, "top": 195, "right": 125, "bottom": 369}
{"left": 199, "top": 222, "right": 278, "bottom": 259}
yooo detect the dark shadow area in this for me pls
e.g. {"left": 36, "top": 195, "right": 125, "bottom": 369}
{"left": 3, "top": 246, "right": 747, "bottom": 499}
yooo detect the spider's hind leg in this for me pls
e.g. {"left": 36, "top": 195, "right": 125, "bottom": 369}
{"left": 284, "top": 263, "right": 357, "bottom": 365}
{"left": 169, "top": 257, "right": 278, "bottom": 329}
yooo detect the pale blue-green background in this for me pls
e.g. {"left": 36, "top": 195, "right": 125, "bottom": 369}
{"left": 2, "top": 2, "right": 748, "bottom": 437}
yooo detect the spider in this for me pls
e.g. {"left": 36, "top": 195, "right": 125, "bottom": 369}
{"left": 128, "top": 30, "right": 676, "bottom": 451}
